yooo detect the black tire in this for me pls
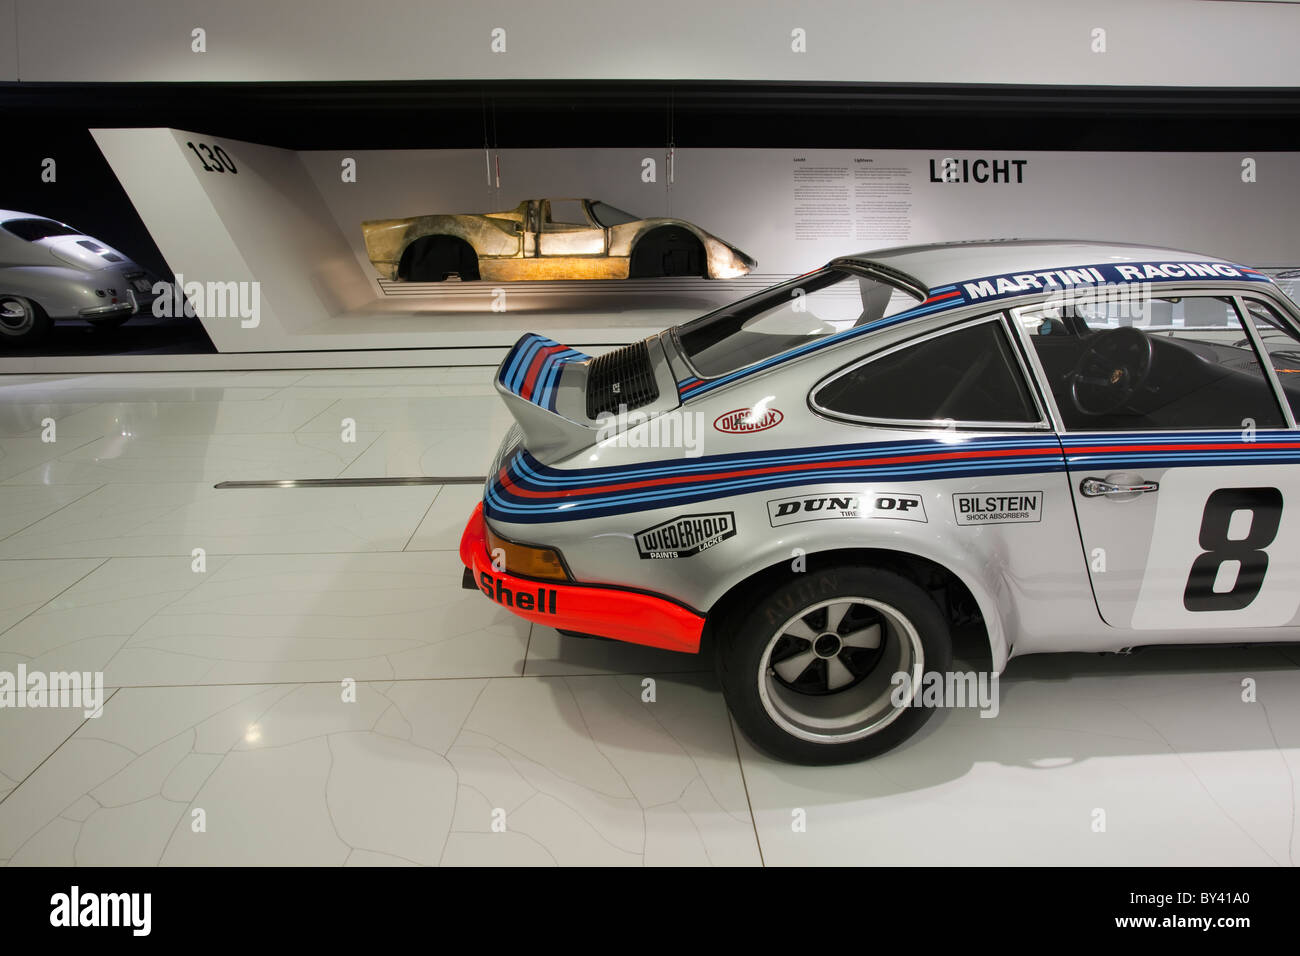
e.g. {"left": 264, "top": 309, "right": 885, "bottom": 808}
{"left": 0, "top": 295, "right": 53, "bottom": 346}
{"left": 628, "top": 228, "right": 706, "bottom": 278}
{"left": 714, "top": 565, "right": 952, "bottom": 765}
{"left": 398, "top": 236, "right": 481, "bottom": 282}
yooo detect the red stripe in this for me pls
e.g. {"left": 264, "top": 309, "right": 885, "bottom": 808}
{"left": 499, "top": 445, "right": 1061, "bottom": 500}
{"left": 520, "top": 344, "right": 567, "bottom": 400}
{"left": 1065, "top": 441, "right": 1296, "bottom": 455}
{"left": 925, "top": 290, "right": 962, "bottom": 303}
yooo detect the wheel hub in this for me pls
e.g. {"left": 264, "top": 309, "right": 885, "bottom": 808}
{"left": 758, "top": 596, "right": 924, "bottom": 744}
{"left": 813, "top": 632, "right": 842, "bottom": 658}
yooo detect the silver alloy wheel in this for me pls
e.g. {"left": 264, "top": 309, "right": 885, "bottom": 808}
{"left": 757, "top": 596, "right": 925, "bottom": 744}
{"left": 0, "top": 297, "right": 35, "bottom": 336}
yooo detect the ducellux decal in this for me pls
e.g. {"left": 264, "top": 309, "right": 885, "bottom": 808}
{"left": 636, "top": 513, "right": 737, "bottom": 559}
{"left": 714, "top": 407, "right": 783, "bottom": 434}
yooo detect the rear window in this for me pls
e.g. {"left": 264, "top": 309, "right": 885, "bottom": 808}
{"left": 674, "top": 269, "right": 920, "bottom": 378}
{"left": 2, "top": 218, "right": 80, "bottom": 242}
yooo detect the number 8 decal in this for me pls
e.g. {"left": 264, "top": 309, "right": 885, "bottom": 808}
{"left": 1183, "top": 487, "right": 1283, "bottom": 612}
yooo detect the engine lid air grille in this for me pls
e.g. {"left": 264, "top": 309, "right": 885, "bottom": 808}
{"left": 586, "top": 340, "right": 659, "bottom": 419}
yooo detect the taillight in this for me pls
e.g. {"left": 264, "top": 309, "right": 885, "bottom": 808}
{"left": 484, "top": 525, "right": 570, "bottom": 582}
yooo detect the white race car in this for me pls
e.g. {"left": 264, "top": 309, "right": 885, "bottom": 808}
{"left": 461, "top": 240, "right": 1300, "bottom": 764}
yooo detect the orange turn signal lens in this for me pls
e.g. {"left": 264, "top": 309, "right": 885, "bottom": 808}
{"left": 484, "top": 525, "right": 570, "bottom": 582}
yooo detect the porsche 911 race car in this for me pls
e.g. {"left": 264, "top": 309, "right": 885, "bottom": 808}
{"left": 362, "top": 198, "right": 755, "bottom": 282}
{"left": 460, "top": 239, "right": 1300, "bottom": 764}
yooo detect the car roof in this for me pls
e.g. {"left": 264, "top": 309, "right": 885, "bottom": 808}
{"left": 0, "top": 210, "right": 51, "bottom": 223}
{"left": 832, "top": 239, "right": 1242, "bottom": 297}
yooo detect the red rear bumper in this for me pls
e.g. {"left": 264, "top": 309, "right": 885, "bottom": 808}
{"left": 459, "top": 503, "right": 704, "bottom": 654}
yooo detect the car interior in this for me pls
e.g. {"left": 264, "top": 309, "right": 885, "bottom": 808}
{"left": 1027, "top": 299, "right": 1292, "bottom": 431}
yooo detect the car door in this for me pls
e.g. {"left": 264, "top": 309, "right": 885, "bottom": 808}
{"left": 536, "top": 200, "right": 606, "bottom": 257}
{"left": 1017, "top": 290, "right": 1300, "bottom": 634}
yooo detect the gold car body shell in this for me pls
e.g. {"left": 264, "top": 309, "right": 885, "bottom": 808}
{"left": 361, "top": 199, "right": 754, "bottom": 281}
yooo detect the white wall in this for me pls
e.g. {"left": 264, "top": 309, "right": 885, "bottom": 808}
{"left": 0, "top": 0, "right": 15, "bottom": 80}
{"left": 94, "top": 130, "right": 1300, "bottom": 355}
{"left": 9, "top": 0, "right": 1300, "bottom": 86}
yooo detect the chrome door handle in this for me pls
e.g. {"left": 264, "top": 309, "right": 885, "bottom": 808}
{"left": 1080, "top": 477, "right": 1160, "bottom": 498}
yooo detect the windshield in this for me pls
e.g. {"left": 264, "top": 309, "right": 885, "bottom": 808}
{"left": 589, "top": 202, "right": 639, "bottom": 228}
{"left": 2, "top": 218, "right": 81, "bottom": 242}
{"left": 674, "top": 269, "right": 921, "bottom": 377}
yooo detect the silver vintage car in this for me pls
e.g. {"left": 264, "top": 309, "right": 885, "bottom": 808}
{"left": 460, "top": 240, "right": 1300, "bottom": 764}
{"left": 0, "top": 209, "right": 159, "bottom": 345}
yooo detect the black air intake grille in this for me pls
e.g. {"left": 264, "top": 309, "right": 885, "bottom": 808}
{"left": 586, "top": 341, "right": 660, "bottom": 419}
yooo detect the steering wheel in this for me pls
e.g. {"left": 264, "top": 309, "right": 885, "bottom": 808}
{"left": 1068, "top": 327, "right": 1154, "bottom": 416}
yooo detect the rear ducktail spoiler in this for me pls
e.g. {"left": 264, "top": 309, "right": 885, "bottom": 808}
{"left": 495, "top": 334, "right": 596, "bottom": 461}
{"left": 495, "top": 332, "right": 680, "bottom": 462}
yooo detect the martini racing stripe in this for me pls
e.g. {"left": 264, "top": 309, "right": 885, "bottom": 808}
{"left": 486, "top": 435, "right": 1068, "bottom": 522}
{"left": 499, "top": 334, "right": 589, "bottom": 412}
{"left": 514, "top": 433, "right": 1063, "bottom": 486}
{"left": 484, "top": 431, "right": 1300, "bottom": 523}
{"left": 1065, "top": 430, "right": 1300, "bottom": 470}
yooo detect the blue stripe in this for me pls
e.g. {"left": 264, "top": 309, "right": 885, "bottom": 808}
{"left": 535, "top": 347, "right": 583, "bottom": 411}
{"left": 1064, "top": 429, "right": 1300, "bottom": 445}
{"left": 486, "top": 456, "right": 1067, "bottom": 523}
{"left": 498, "top": 335, "right": 589, "bottom": 408}
{"left": 512, "top": 434, "right": 1063, "bottom": 487}
{"left": 505, "top": 337, "right": 550, "bottom": 393}
{"left": 484, "top": 429, "right": 1300, "bottom": 524}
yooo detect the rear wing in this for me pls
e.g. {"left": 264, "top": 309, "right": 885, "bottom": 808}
{"left": 495, "top": 334, "right": 596, "bottom": 460}
{"left": 497, "top": 334, "right": 589, "bottom": 413}
{"left": 494, "top": 332, "right": 682, "bottom": 462}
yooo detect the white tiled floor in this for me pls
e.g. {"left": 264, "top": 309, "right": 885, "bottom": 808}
{"left": 0, "top": 367, "right": 1296, "bottom": 866}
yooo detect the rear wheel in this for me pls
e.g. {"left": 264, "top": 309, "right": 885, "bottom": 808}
{"left": 0, "top": 295, "right": 52, "bottom": 345}
{"left": 628, "top": 228, "right": 706, "bottom": 278}
{"left": 714, "top": 565, "right": 951, "bottom": 764}
{"left": 398, "top": 236, "right": 481, "bottom": 282}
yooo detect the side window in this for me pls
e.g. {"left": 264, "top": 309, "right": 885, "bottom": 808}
{"left": 543, "top": 200, "right": 590, "bottom": 229}
{"left": 1242, "top": 297, "right": 1300, "bottom": 422}
{"left": 1024, "top": 294, "right": 1286, "bottom": 431}
{"left": 813, "top": 319, "right": 1040, "bottom": 426}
